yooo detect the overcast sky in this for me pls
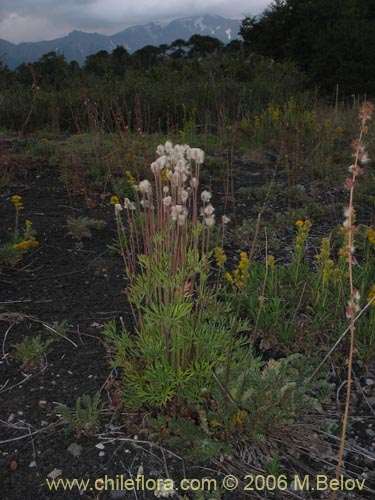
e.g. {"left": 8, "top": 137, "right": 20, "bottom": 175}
{"left": 0, "top": 0, "right": 270, "bottom": 43}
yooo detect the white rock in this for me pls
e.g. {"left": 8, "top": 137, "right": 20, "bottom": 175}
{"left": 48, "top": 468, "right": 62, "bottom": 480}
{"left": 67, "top": 443, "right": 82, "bottom": 457}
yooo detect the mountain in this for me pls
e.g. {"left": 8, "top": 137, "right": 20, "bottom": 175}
{"left": 0, "top": 15, "right": 241, "bottom": 69}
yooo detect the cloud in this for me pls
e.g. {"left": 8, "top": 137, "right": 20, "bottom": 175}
{"left": 0, "top": 0, "right": 269, "bottom": 43}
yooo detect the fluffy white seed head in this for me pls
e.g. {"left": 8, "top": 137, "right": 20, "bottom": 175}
{"left": 138, "top": 179, "right": 152, "bottom": 195}
{"left": 187, "top": 147, "right": 204, "bottom": 164}
{"left": 124, "top": 198, "right": 135, "bottom": 210}
{"left": 156, "top": 144, "right": 165, "bottom": 156}
{"left": 201, "top": 190, "right": 212, "bottom": 203}
{"left": 190, "top": 177, "right": 198, "bottom": 189}
{"left": 205, "top": 215, "right": 215, "bottom": 226}
{"left": 165, "top": 141, "right": 173, "bottom": 153}
{"left": 204, "top": 204, "right": 215, "bottom": 216}
{"left": 162, "top": 196, "right": 172, "bottom": 207}
{"left": 114, "top": 203, "right": 123, "bottom": 216}
{"left": 180, "top": 189, "right": 189, "bottom": 203}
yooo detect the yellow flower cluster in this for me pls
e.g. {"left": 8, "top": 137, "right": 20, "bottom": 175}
{"left": 110, "top": 195, "right": 120, "bottom": 205}
{"left": 13, "top": 236, "right": 39, "bottom": 252}
{"left": 11, "top": 195, "right": 24, "bottom": 210}
{"left": 367, "top": 285, "right": 375, "bottom": 306}
{"left": 366, "top": 228, "right": 375, "bottom": 245}
{"left": 294, "top": 219, "right": 312, "bottom": 256}
{"left": 214, "top": 247, "right": 227, "bottom": 268}
{"left": 241, "top": 117, "right": 249, "bottom": 130}
{"left": 225, "top": 251, "right": 250, "bottom": 289}
{"left": 267, "top": 255, "right": 275, "bottom": 268}
{"left": 271, "top": 108, "right": 280, "bottom": 121}
{"left": 125, "top": 170, "right": 136, "bottom": 186}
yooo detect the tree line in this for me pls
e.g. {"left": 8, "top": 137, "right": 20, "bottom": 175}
{"left": 0, "top": 35, "right": 242, "bottom": 90}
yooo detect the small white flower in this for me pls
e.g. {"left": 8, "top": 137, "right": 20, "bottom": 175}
{"left": 180, "top": 189, "right": 189, "bottom": 203}
{"left": 190, "top": 177, "right": 198, "bottom": 188}
{"left": 353, "top": 290, "right": 361, "bottom": 302}
{"left": 163, "top": 185, "right": 169, "bottom": 194}
{"left": 205, "top": 215, "right": 215, "bottom": 227}
{"left": 151, "top": 162, "right": 159, "bottom": 175}
{"left": 140, "top": 199, "right": 154, "bottom": 209}
{"left": 222, "top": 215, "right": 230, "bottom": 225}
{"left": 114, "top": 203, "right": 123, "bottom": 216}
{"left": 175, "top": 159, "right": 188, "bottom": 173}
{"left": 156, "top": 144, "right": 165, "bottom": 156}
{"left": 167, "top": 170, "right": 174, "bottom": 181}
{"left": 165, "top": 141, "right": 173, "bottom": 153}
{"left": 124, "top": 198, "right": 135, "bottom": 210}
{"left": 171, "top": 171, "right": 180, "bottom": 187}
{"left": 178, "top": 213, "right": 186, "bottom": 226}
{"left": 343, "top": 206, "right": 352, "bottom": 219}
{"left": 201, "top": 190, "right": 212, "bottom": 203}
{"left": 361, "top": 151, "right": 370, "bottom": 164}
{"left": 187, "top": 147, "right": 204, "bottom": 164}
{"left": 162, "top": 196, "right": 172, "bottom": 207}
{"left": 151, "top": 156, "right": 167, "bottom": 174}
{"left": 138, "top": 179, "right": 152, "bottom": 195}
{"left": 204, "top": 204, "right": 215, "bottom": 216}
{"left": 170, "top": 205, "right": 182, "bottom": 221}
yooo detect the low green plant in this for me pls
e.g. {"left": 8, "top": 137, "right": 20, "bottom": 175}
{"left": 264, "top": 453, "right": 285, "bottom": 476}
{"left": 58, "top": 392, "right": 102, "bottom": 437}
{"left": 148, "top": 415, "right": 230, "bottom": 461}
{"left": 213, "top": 353, "right": 332, "bottom": 443}
{"left": 12, "top": 334, "right": 53, "bottom": 371}
{"left": 66, "top": 215, "right": 107, "bottom": 239}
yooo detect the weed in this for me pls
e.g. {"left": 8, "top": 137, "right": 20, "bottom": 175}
{"left": 57, "top": 393, "right": 102, "bottom": 437}
{"left": 66, "top": 216, "right": 107, "bottom": 239}
{"left": 264, "top": 453, "right": 285, "bottom": 476}
{"left": 12, "top": 334, "right": 53, "bottom": 371}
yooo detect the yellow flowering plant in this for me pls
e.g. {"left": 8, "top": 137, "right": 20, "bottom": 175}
{"left": 292, "top": 219, "right": 311, "bottom": 284}
{"left": 0, "top": 196, "right": 38, "bottom": 265}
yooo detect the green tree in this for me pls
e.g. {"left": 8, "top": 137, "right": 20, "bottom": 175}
{"left": 187, "top": 35, "right": 224, "bottom": 58}
{"left": 34, "top": 51, "right": 70, "bottom": 89}
{"left": 170, "top": 38, "right": 186, "bottom": 59}
{"left": 132, "top": 45, "right": 161, "bottom": 68}
{"left": 111, "top": 45, "right": 130, "bottom": 77}
{"left": 84, "top": 50, "right": 111, "bottom": 77}
{"left": 239, "top": 0, "right": 375, "bottom": 94}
